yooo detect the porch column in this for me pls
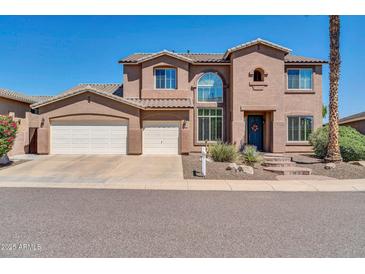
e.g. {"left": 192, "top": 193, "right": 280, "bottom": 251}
{"left": 232, "top": 110, "right": 245, "bottom": 150}
{"left": 271, "top": 111, "right": 286, "bottom": 153}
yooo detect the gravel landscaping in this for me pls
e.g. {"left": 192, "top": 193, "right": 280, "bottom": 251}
{"left": 182, "top": 153, "right": 365, "bottom": 180}
{"left": 297, "top": 162, "right": 365, "bottom": 179}
{"left": 182, "top": 154, "right": 276, "bottom": 180}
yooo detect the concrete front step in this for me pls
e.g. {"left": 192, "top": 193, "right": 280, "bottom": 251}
{"left": 263, "top": 161, "right": 296, "bottom": 167}
{"left": 263, "top": 166, "right": 312, "bottom": 175}
{"left": 263, "top": 153, "right": 285, "bottom": 157}
{"left": 276, "top": 175, "right": 337, "bottom": 181}
{"left": 263, "top": 156, "right": 292, "bottom": 162}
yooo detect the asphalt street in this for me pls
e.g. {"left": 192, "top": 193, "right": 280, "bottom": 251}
{"left": 1, "top": 188, "right": 365, "bottom": 257}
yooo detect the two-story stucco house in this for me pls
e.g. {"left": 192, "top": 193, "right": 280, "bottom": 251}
{"left": 29, "top": 38, "right": 326, "bottom": 155}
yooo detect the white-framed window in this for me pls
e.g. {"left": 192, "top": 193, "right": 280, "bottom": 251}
{"left": 155, "top": 68, "right": 177, "bottom": 89}
{"left": 288, "top": 116, "right": 313, "bottom": 142}
{"left": 287, "top": 68, "right": 313, "bottom": 90}
{"left": 197, "top": 72, "right": 223, "bottom": 102}
{"left": 197, "top": 108, "right": 223, "bottom": 142}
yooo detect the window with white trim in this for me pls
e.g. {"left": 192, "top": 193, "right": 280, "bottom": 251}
{"left": 198, "top": 108, "right": 223, "bottom": 141}
{"left": 288, "top": 116, "right": 313, "bottom": 141}
{"left": 288, "top": 68, "right": 313, "bottom": 90}
{"left": 197, "top": 72, "right": 223, "bottom": 102}
{"left": 155, "top": 68, "right": 176, "bottom": 89}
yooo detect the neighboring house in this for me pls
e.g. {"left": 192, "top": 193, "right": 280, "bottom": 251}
{"left": 339, "top": 111, "right": 365, "bottom": 135}
{"left": 27, "top": 38, "right": 326, "bottom": 155}
{"left": 0, "top": 88, "right": 52, "bottom": 155}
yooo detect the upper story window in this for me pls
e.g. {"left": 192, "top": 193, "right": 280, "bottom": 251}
{"left": 253, "top": 69, "right": 264, "bottom": 81}
{"left": 288, "top": 68, "right": 313, "bottom": 90}
{"left": 155, "top": 68, "right": 177, "bottom": 89}
{"left": 197, "top": 72, "right": 223, "bottom": 102}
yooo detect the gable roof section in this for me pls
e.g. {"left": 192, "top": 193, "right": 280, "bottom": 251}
{"left": 0, "top": 88, "right": 52, "bottom": 104}
{"left": 120, "top": 39, "right": 326, "bottom": 65}
{"left": 339, "top": 111, "right": 365, "bottom": 124}
{"left": 31, "top": 84, "right": 143, "bottom": 109}
{"left": 62, "top": 83, "right": 123, "bottom": 96}
{"left": 121, "top": 50, "right": 195, "bottom": 64}
{"left": 121, "top": 52, "right": 229, "bottom": 64}
{"left": 30, "top": 83, "right": 193, "bottom": 109}
{"left": 223, "top": 38, "right": 292, "bottom": 59}
{"left": 125, "top": 98, "right": 193, "bottom": 108}
{"left": 284, "top": 55, "right": 328, "bottom": 64}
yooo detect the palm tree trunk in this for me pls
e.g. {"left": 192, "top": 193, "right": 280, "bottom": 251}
{"left": 325, "top": 15, "right": 342, "bottom": 162}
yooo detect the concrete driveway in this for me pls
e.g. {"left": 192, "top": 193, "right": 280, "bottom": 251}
{"left": 0, "top": 155, "right": 184, "bottom": 183}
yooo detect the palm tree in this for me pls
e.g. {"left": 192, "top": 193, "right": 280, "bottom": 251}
{"left": 322, "top": 104, "right": 328, "bottom": 119}
{"left": 325, "top": 15, "right": 342, "bottom": 162}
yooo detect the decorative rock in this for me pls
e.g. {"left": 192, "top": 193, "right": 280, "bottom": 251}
{"left": 324, "top": 163, "right": 336, "bottom": 170}
{"left": 0, "top": 154, "right": 10, "bottom": 165}
{"left": 238, "top": 165, "right": 254, "bottom": 175}
{"left": 349, "top": 161, "right": 365, "bottom": 167}
{"left": 226, "top": 163, "right": 239, "bottom": 171}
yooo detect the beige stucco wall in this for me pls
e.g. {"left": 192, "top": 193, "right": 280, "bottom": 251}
{"left": 121, "top": 48, "right": 323, "bottom": 153}
{"left": 35, "top": 92, "right": 194, "bottom": 155}
{"left": 141, "top": 55, "right": 191, "bottom": 99}
{"left": 8, "top": 112, "right": 40, "bottom": 156}
{"left": 123, "top": 65, "right": 141, "bottom": 98}
{"left": 124, "top": 59, "right": 231, "bottom": 152}
{"left": 37, "top": 92, "right": 142, "bottom": 154}
{"left": 0, "top": 97, "right": 31, "bottom": 119}
{"left": 283, "top": 65, "right": 323, "bottom": 153}
{"left": 230, "top": 44, "right": 287, "bottom": 152}
{"left": 227, "top": 44, "right": 322, "bottom": 153}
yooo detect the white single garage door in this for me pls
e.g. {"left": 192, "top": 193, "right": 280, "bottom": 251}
{"left": 143, "top": 121, "right": 179, "bottom": 155}
{"left": 51, "top": 120, "right": 128, "bottom": 155}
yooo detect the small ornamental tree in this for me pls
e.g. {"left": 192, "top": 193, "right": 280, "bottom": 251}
{"left": 0, "top": 115, "right": 18, "bottom": 157}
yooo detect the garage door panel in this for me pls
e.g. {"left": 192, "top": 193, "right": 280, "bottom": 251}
{"left": 51, "top": 121, "right": 128, "bottom": 155}
{"left": 143, "top": 121, "right": 179, "bottom": 155}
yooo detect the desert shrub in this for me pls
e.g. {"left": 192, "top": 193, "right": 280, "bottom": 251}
{"left": 242, "top": 145, "right": 262, "bottom": 166}
{"left": 309, "top": 125, "right": 365, "bottom": 161}
{"left": 208, "top": 142, "right": 238, "bottom": 162}
{"left": 0, "top": 115, "right": 18, "bottom": 157}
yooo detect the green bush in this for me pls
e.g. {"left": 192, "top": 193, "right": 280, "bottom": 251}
{"left": 0, "top": 115, "right": 18, "bottom": 157}
{"left": 309, "top": 125, "right": 365, "bottom": 161}
{"left": 242, "top": 145, "right": 262, "bottom": 166}
{"left": 209, "top": 142, "right": 238, "bottom": 162}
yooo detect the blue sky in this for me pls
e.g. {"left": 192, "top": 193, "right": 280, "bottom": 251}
{"left": 0, "top": 16, "right": 364, "bottom": 119}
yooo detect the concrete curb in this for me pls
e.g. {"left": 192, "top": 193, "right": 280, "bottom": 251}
{"left": 0, "top": 178, "right": 365, "bottom": 192}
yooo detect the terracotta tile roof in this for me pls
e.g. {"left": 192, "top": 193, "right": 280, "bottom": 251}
{"left": 284, "top": 55, "right": 328, "bottom": 63}
{"left": 0, "top": 88, "right": 52, "bottom": 104}
{"left": 31, "top": 84, "right": 142, "bottom": 109}
{"left": 31, "top": 83, "right": 193, "bottom": 109}
{"left": 339, "top": 111, "right": 365, "bottom": 124}
{"left": 121, "top": 53, "right": 326, "bottom": 65}
{"left": 120, "top": 52, "right": 228, "bottom": 64}
{"left": 125, "top": 98, "right": 193, "bottom": 108}
{"left": 62, "top": 83, "right": 123, "bottom": 96}
{"left": 223, "top": 38, "right": 291, "bottom": 58}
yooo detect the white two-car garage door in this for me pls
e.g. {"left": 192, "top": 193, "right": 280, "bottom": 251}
{"left": 51, "top": 120, "right": 128, "bottom": 154}
{"left": 143, "top": 121, "right": 179, "bottom": 155}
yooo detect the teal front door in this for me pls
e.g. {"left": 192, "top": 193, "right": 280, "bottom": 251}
{"left": 247, "top": 115, "right": 264, "bottom": 151}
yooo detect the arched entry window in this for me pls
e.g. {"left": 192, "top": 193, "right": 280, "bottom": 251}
{"left": 197, "top": 72, "right": 223, "bottom": 102}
